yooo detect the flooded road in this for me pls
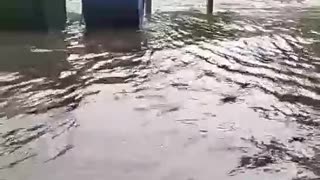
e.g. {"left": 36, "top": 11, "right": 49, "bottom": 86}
{"left": 1, "top": 0, "right": 320, "bottom": 179}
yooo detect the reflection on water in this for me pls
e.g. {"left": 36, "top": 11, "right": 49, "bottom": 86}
{"left": 1, "top": 0, "right": 320, "bottom": 180}
{"left": 83, "top": 30, "right": 144, "bottom": 52}
{"left": 0, "top": 32, "right": 68, "bottom": 75}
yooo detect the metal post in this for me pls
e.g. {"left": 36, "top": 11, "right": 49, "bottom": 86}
{"left": 146, "top": 0, "right": 152, "bottom": 15}
{"left": 207, "top": 0, "right": 213, "bottom": 14}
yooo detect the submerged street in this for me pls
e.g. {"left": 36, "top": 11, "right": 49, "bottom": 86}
{"left": 1, "top": 0, "right": 320, "bottom": 179}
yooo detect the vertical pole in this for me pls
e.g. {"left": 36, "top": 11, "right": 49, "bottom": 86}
{"left": 207, "top": 0, "right": 213, "bottom": 14}
{"left": 146, "top": 0, "right": 152, "bottom": 15}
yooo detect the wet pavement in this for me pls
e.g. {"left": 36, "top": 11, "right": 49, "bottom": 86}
{"left": 1, "top": 0, "right": 320, "bottom": 179}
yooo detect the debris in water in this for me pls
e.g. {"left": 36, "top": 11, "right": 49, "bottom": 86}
{"left": 0, "top": 153, "right": 37, "bottom": 170}
{"left": 220, "top": 96, "right": 237, "bottom": 104}
{"left": 45, "top": 144, "right": 74, "bottom": 163}
{"left": 240, "top": 83, "right": 251, "bottom": 89}
{"left": 289, "top": 137, "right": 306, "bottom": 143}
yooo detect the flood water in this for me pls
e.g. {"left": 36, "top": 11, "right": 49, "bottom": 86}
{"left": 1, "top": 0, "right": 320, "bottom": 179}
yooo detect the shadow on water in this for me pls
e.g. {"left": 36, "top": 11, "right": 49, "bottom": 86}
{"left": 83, "top": 29, "right": 145, "bottom": 53}
{"left": 0, "top": 27, "right": 147, "bottom": 174}
{"left": 1, "top": 1, "right": 320, "bottom": 179}
{"left": 0, "top": 31, "right": 69, "bottom": 76}
{"left": 0, "top": 28, "right": 146, "bottom": 118}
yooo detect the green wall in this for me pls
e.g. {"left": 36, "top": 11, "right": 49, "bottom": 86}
{"left": 0, "top": 0, "right": 66, "bottom": 30}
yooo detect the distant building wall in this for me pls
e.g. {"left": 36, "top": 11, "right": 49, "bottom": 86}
{"left": 0, "top": 0, "right": 66, "bottom": 30}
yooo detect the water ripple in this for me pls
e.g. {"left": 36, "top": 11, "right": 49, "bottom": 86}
{"left": 0, "top": 0, "right": 320, "bottom": 179}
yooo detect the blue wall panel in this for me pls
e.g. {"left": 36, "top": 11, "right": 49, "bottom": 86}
{"left": 82, "top": 0, "right": 144, "bottom": 29}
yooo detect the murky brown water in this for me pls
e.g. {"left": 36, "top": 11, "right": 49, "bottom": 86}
{"left": 1, "top": 0, "right": 320, "bottom": 179}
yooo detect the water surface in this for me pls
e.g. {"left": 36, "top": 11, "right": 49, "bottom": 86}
{"left": 1, "top": 0, "right": 320, "bottom": 180}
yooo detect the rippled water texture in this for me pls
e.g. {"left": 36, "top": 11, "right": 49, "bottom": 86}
{"left": 1, "top": 0, "right": 320, "bottom": 179}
